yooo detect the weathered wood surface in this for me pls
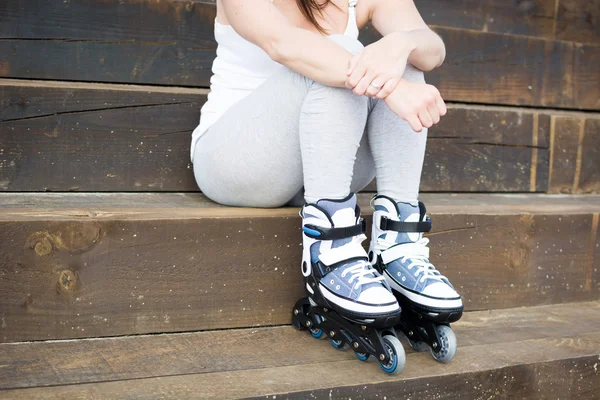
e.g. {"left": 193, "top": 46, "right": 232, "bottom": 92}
{"left": 0, "top": 301, "right": 598, "bottom": 393}
{"left": 549, "top": 114, "right": 600, "bottom": 193}
{"left": 418, "top": 0, "right": 600, "bottom": 45}
{"left": 0, "top": 193, "right": 598, "bottom": 342}
{"left": 10, "top": 80, "right": 599, "bottom": 192}
{"left": 2, "top": 192, "right": 600, "bottom": 215}
{"left": 419, "top": 27, "right": 599, "bottom": 110}
{"left": 0, "top": 81, "right": 205, "bottom": 191}
{"left": 1, "top": 2, "right": 599, "bottom": 109}
{"left": 2, "top": 331, "right": 599, "bottom": 398}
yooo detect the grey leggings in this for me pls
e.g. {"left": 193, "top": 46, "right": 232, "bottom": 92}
{"left": 193, "top": 35, "right": 427, "bottom": 207}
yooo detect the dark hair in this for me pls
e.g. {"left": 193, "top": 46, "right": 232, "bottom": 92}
{"left": 296, "top": 0, "right": 340, "bottom": 34}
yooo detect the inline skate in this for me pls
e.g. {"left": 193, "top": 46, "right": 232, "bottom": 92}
{"left": 291, "top": 193, "right": 405, "bottom": 374}
{"left": 369, "top": 195, "right": 463, "bottom": 363}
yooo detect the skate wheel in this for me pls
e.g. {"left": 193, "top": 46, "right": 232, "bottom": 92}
{"left": 430, "top": 325, "right": 457, "bottom": 363}
{"left": 408, "top": 339, "right": 429, "bottom": 352}
{"left": 378, "top": 335, "right": 405, "bottom": 375}
{"left": 354, "top": 351, "right": 369, "bottom": 361}
{"left": 310, "top": 315, "right": 324, "bottom": 339}
{"left": 329, "top": 338, "right": 347, "bottom": 350}
{"left": 310, "top": 328, "right": 324, "bottom": 339}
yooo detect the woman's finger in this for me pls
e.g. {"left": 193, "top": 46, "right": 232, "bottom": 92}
{"left": 435, "top": 94, "right": 447, "bottom": 116}
{"left": 347, "top": 61, "right": 368, "bottom": 89}
{"left": 365, "top": 75, "right": 389, "bottom": 97}
{"left": 418, "top": 108, "right": 434, "bottom": 129}
{"left": 376, "top": 78, "right": 400, "bottom": 99}
{"left": 354, "top": 71, "right": 378, "bottom": 96}
{"left": 347, "top": 53, "right": 361, "bottom": 76}
{"left": 406, "top": 114, "right": 423, "bottom": 132}
{"left": 427, "top": 102, "right": 440, "bottom": 124}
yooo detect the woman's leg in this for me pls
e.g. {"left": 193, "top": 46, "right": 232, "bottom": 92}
{"left": 366, "top": 64, "right": 428, "bottom": 204}
{"left": 194, "top": 36, "right": 369, "bottom": 207}
{"left": 366, "top": 66, "right": 463, "bottom": 355}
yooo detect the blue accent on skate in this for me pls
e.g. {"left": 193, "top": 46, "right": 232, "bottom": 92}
{"left": 302, "top": 226, "right": 322, "bottom": 237}
{"left": 374, "top": 205, "right": 388, "bottom": 212}
{"left": 379, "top": 352, "right": 398, "bottom": 374}
{"left": 355, "top": 351, "right": 369, "bottom": 361}
{"left": 311, "top": 328, "right": 324, "bottom": 339}
{"left": 330, "top": 338, "right": 345, "bottom": 349}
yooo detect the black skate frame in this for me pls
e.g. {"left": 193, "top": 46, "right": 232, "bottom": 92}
{"left": 292, "top": 296, "right": 399, "bottom": 365}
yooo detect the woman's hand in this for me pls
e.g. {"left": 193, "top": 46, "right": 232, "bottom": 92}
{"left": 346, "top": 32, "right": 415, "bottom": 98}
{"left": 384, "top": 80, "right": 447, "bottom": 132}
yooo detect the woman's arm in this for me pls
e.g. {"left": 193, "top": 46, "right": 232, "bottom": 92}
{"left": 347, "top": 0, "right": 445, "bottom": 97}
{"left": 370, "top": 0, "right": 445, "bottom": 71}
{"left": 222, "top": 0, "right": 352, "bottom": 87}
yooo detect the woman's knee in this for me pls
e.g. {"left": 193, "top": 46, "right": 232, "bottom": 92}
{"left": 194, "top": 160, "right": 302, "bottom": 208}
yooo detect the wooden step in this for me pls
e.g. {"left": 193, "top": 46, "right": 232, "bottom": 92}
{"left": 1, "top": 1, "right": 598, "bottom": 109}
{"left": 416, "top": 0, "right": 600, "bottom": 45}
{"left": 3, "top": 79, "right": 600, "bottom": 192}
{"left": 1, "top": 301, "right": 599, "bottom": 398}
{"left": 1, "top": 193, "right": 598, "bottom": 342}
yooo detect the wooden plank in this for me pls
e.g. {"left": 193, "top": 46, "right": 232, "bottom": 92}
{"left": 3, "top": 81, "right": 580, "bottom": 192}
{"left": 1, "top": 2, "right": 599, "bottom": 109}
{"left": 417, "top": 0, "right": 600, "bottom": 45}
{"left": 1, "top": 193, "right": 600, "bottom": 216}
{"left": 424, "top": 27, "right": 600, "bottom": 110}
{"left": 1, "top": 333, "right": 599, "bottom": 399}
{"left": 549, "top": 116, "right": 583, "bottom": 193}
{"left": 0, "top": 193, "right": 598, "bottom": 342}
{"left": 548, "top": 114, "right": 600, "bottom": 193}
{"left": 423, "top": 104, "right": 550, "bottom": 193}
{"left": 0, "top": 80, "right": 206, "bottom": 191}
{"left": 0, "top": 301, "right": 598, "bottom": 390}
{"left": 578, "top": 118, "right": 600, "bottom": 193}
{"left": 554, "top": 0, "right": 600, "bottom": 45}
{"left": 0, "top": 0, "right": 218, "bottom": 86}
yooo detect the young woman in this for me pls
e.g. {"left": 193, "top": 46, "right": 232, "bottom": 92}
{"left": 191, "top": 0, "right": 463, "bottom": 366}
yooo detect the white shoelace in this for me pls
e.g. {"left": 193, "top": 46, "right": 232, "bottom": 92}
{"left": 378, "top": 237, "right": 447, "bottom": 284}
{"left": 327, "top": 234, "right": 384, "bottom": 290}
{"left": 341, "top": 261, "right": 385, "bottom": 290}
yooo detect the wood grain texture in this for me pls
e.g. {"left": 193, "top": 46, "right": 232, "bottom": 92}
{"left": 0, "top": 80, "right": 206, "bottom": 191}
{"left": 417, "top": 0, "right": 600, "bottom": 45}
{"left": 423, "top": 27, "right": 600, "bottom": 110}
{"left": 2, "top": 192, "right": 600, "bottom": 216}
{"left": 3, "top": 81, "right": 584, "bottom": 192}
{"left": 0, "top": 193, "right": 598, "bottom": 342}
{"left": 2, "top": 333, "right": 599, "bottom": 399}
{"left": 548, "top": 114, "right": 600, "bottom": 193}
{"left": 578, "top": 118, "right": 600, "bottom": 193}
{"left": 0, "top": 301, "right": 598, "bottom": 391}
{"left": 0, "top": 0, "right": 218, "bottom": 86}
{"left": 1, "top": 1, "right": 599, "bottom": 109}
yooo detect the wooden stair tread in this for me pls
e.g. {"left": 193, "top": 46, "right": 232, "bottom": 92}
{"left": 1, "top": 301, "right": 599, "bottom": 399}
{"left": 1, "top": 193, "right": 599, "bottom": 220}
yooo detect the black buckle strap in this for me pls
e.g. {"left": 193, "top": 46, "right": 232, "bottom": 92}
{"left": 303, "top": 218, "right": 366, "bottom": 240}
{"left": 379, "top": 216, "right": 432, "bottom": 233}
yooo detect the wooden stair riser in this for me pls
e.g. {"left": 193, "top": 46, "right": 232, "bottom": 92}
{"left": 1, "top": 1, "right": 599, "bottom": 109}
{"left": 1, "top": 209, "right": 598, "bottom": 342}
{"left": 3, "top": 81, "right": 599, "bottom": 192}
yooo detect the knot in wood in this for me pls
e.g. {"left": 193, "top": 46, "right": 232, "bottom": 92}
{"left": 59, "top": 269, "right": 77, "bottom": 291}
